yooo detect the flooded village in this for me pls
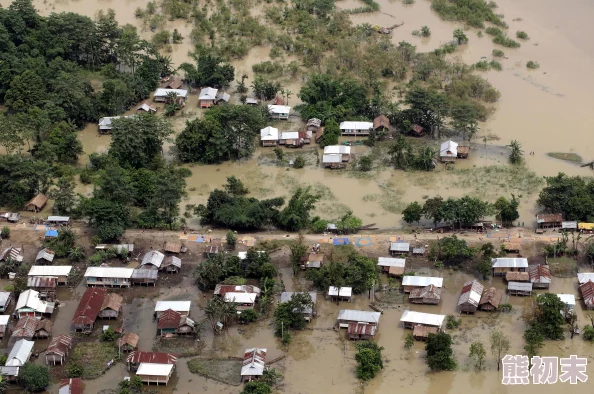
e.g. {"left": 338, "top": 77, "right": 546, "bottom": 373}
{"left": 1, "top": 0, "right": 594, "bottom": 392}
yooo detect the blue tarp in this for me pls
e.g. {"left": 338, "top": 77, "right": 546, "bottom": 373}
{"left": 333, "top": 238, "right": 349, "bottom": 245}
{"left": 45, "top": 229, "right": 58, "bottom": 238}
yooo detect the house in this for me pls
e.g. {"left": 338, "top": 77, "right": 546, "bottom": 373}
{"left": 390, "top": 242, "right": 410, "bottom": 256}
{"left": 0, "top": 292, "right": 12, "bottom": 313}
{"left": 491, "top": 258, "right": 528, "bottom": 276}
{"left": 119, "top": 332, "right": 139, "bottom": 352}
{"left": 131, "top": 269, "right": 158, "bottom": 286}
{"left": 478, "top": 287, "right": 504, "bottom": 311}
{"left": 161, "top": 256, "right": 182, "bottom": 273}
{"left": 95, "top": 244, "right": 134, "bottom": 255}
{"left": 15, "top": 289, "right": 55, "bottom": 318}
{"left": 401, "top": 276, "right": 443, "bottom": 293}
{"left": 373, "top": 115, "right": 390, "bottom": 132}
{"left": 579, "top": 222, "right": 594, "bottom": 233}
{"left": 0, "top": 315, "right": 9, "bottom": 338}
{"left": 260, "top": 126, "right": 279, "bottom": 147}
{"left": 157, "top": 309, "right": 195, "bottom": 337}
{"left": 46, "top": 335, "right": 72, "bottom": 365}
{"left": 348, "top": 322, "right": 377, "bottom": 340}
{"left": 439, "top": 140, "right": 458, "bottom": 162}
{"left": 99, "top": 293, "right": 123, "bottom": 319}
{"left": 214, "top": 285, "right": 261, "bottom": 297}
{"left": 322, "top": 154, "right": 345, "bottom": 169}
{"left": 97, "top": 116, "right": 135, "bottom": 133}
{"left": 4, "top": 213, "right": 20, "bottom": 223}
{"left": 47, "top": 216, "right": 70, "bottom": 226}
{"left": 562, "top": 221, "right": 578, "bottom": 231}
{"left": 0, "top": 247, "right": 23, "bottom": 263}
{"left": 28, "top": 265, "right": 72, "bottom": 286}
{"left": 413, "top": 247, "right": 426, "bottom": 255}
{"left": 241, "top": 348, "right": 266, "bottom": 382}
{"left": 328, "top": 286, "right": 353, "bottom": 302}
{"left": 224, "top": 292, "right": 257, "bottom": 310}
{"left": 457, "top": 144, "right": 470, "bottom": 159}
{"left": 164, "top": 242, "right": 182, "bottom": 254}
{"left": 165, "top": 78, "right": 183, "bottom": 89}
{"left": 377, "top": 257, "right": 405, "bottom": 275}
{"left": 267, "top": 105, "right": 291, "bottom": 120}
{"left": 399, "top": 310, "right": 446, "bottom": 330}
{"left": 25, "top": 194, "right": 48, "bottom": 212}
{"left": 59, "top": 378, "right": 82, "bottom": 394}
{"left": 136, "top": 363, "right": 175, "bottom": 385}
{"left": 279, "top": 131, "right": 304, "bottom": 147}
{"left": 301, "top": 253, "right": 323, "bottom": 269}
{"left": 71, "top": 287, "right": 107, "bottom": 332}
{"left": 137, "top": 102, "right": 158, "bottom": 113}
{"left": 12, "top": 316, "right": 53, "bottom": 340}
{"left": 508, "top": 281, "right": 532, "bottom": 296}
{"left": 339, "top": 121, "right": 373, "bottom": 136}
{"left": 323, "top": 145, "right": 351, "bottom": 161}
{"left": 199, "top": 87, "right": 218, "bottom": 108}
{"left": 216, "top": 92, "right": 231, "bottom": 104}
{"left": 502, "top": 241, "right": 521, "bottom": 253}
{"left": 412, "top": 325, "right": 439, "bottom": 341}
{"left": 410, "top": 123, "right": 425, "bottom": 136}
{"left": 458, "top": 280, "right": 484, "bottom": 314}
{"left": 0, "top": 366, "right": 19, "bottom": 382}
{"left": 35, "top": 248, "right": 55, "bottom": 265}
{"left": 84, "top": 267, "right": 135, "bottom": 287}
{"left": 6, "top": 339, "right": 34, "bottom": 367}
{"left": 336, "top": 310, "right": 381, "bottom": 328}
{"left": 580, "top": 281, "right": 594, "bottom": 310}
{"left": 307, "top": 118, "right": 322, "bottom": 133}
{"left": 127, "top": 351, "right": 177, "bottom": 372}
{"left": 505, "top": 271, "right": 529, "bottom": 282}
{"left": 556, "top": 293, "right": 576, "bottom": 311}
{"left": 204, "top": 245, "right": 220, "bottom": 257}
{"left": 153, "top": 88, "right": 188, "bottom": 103}
{"left": 409, "top": 284, "right": 442, "bottom": 305}
{"left": 154, "top": 301, "right": 191, "bottom": 318}
{"left": 578, "top": 273, "right": 594, "bottom": 285}
{"left": 141, "top": 251, "right": 165, "bottom": 270}
{"left": 536, "top": 213, "right": 563, "bottom": 229}
{"left": 27, "top": 277, "right": 57, "bottom": 300}
{"left": 280, "top": 292, "right": 317, "bottom": 320}
{"left": 245, "top": 98, "right": 258, "bottom": 106}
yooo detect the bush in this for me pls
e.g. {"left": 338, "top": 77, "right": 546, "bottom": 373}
{"left": 66, "top": 363, "right": 84, "bottom": 378}
{"left": 492, "top": 49, "right": 505, "bottom": 57}
{"left": 485, "top": 27, "right": 503, "bottom": 36}
{"left": 404, "top": 333, "right": 414, "bottom": 349}
{"left": 1, "top": 226, "right": 9, "bottom": 239}
{"left": 493, "top": 35, "right": 521, "bottom": 48}
{"left": 526, "top": 61, "right": 540, "bottom": 69}
{"left": 100, "top": 327, "right": 117, "bottom": 341}
{"left": 516, "top": 30, "right": 529, "bottom": 39}
{"left": 358, "top": 156, "right": 373, "bottom": 171}
{"left": 239, "top": 308, "right": 258, "bottom": 323}
{"left": 79, "top": 168, "right": 94, "bottom": 184}
{"left": 152, "top": 30, "right": 171, "bottom": 47}
{"left": 583, "top": 325, "right": 594, "bottom": 341}
{"left": 355, "top": 341, "right": 383, "bottom": 380}
{"left": 499, "top": 303, "right": 512, "bottom": 312}
{"left": 310, "top": 219, "right": 329, "bottom": 233}
{"left": 242, "top": 381, "right": 272, "bottom": 394}
{"left": 19, "top": 363, "right": 50, "bottom": 392}
{"left": 489, "top": 60, "right": 502, "bottom": 71}
{"left": 293, "top": 156, "right": 305, "bottom": 169}
{"left": 446, "top": 314, "right": 461, "bottom": 329}
{"left": 473, "top": 60, "right": 490, "bottom": 71}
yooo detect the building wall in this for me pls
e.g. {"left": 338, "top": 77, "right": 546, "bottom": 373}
{"left": 86, "top": 277, "right": 131, "bottom": 287}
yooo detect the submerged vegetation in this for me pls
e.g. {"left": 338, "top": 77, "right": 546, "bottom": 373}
{"left": 431, "top": 0, "right": 506, "bottom": 28}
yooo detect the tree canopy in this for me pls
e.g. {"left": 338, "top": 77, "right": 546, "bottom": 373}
{"left": 306, "top": 253, "right": 377, "bottom": 294}
{"left": 537, "top": 173, "right": 594, "bottom": 221}
{"left": 426, "top": 332, "right": 456, "bottom": 371}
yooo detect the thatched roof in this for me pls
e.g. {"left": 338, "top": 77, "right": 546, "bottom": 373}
{"left": 479, "top": 287, "right": 503, "bottom": 308}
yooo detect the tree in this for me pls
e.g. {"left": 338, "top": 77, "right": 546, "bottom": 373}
{"left": 426, "top": 332, "right": 456, "bottom": 371}
{"left": 226, "top": 230, "right": 237, "bottom": 249}
{"left": 336, "top": 211, "right": 363, "bottom": 234}
{"left": 537, "top": 173, "right": 594, "bottom": 221}
{"left": 453, "top": 28, "right": 468, "bottom": 44}
{"left": 276, "top": 186, "right": 321, "bottom": 231}
{"left": 493, "top": 195, "right": 520, "bottom": 227}
{"left": 523, "top": 326, "right": 544, "bottom": 360}
{"left": 274, "top": 292, "right": 313, "bottom": 339}
{"left": 1, "top": 227, "right": 10, "bottom": 239}
{"left": 179, "top": 51, "right": 235, "bottom": 88}
{"left": 318, "top": 119, "right": 340, "bottom": 147}
{"left": 144, "top": 167, "right": 186, "bottom": 229}
{"left": 402, "top": 201, "right": 422, "bottom": 225}
{"left": 490, "top": 330, "right": 510, "bottom": 371}
{"left": 477, "top": 258, "right": 492, "bottom": 279}
{"left": 224, "top": 176, "right": 249, "bottom": 196}
{"left": 293, "top": 155, "right": 305, "bottom": 169}
{"left": 533, "top": 293, "right": 565, "bottom": 340}
{"left": 450, "top": 102, "right": 479, "bottom": 140}
{"left": 50, "top": 176, "right": 76, "bottom": 215}
{"left": 355, "top": 341, "right": 384, "bottom": 380}
{"left": 508, "top": 140, "right": 523, "bottom": 165}
{"left": 422, "top": 196, "right": 444, "bottom": 227}
{"left": 389, "top": 135, "right": 412, "bottom": 170}
{"left": 435, "top": 235, "right": 473, "bottom": 265}
{"left": 404, "top": 86, "right": 448, "bottom": 138}
{"left": 273, "top": 147, "right": 285, "bottom": 164}
{"left": 241, "top": 381, "right": 271, "bottom": 394}
{"left": 358, "top": 156, "right": 373, "bottom": 171}
{"left": 205, "top": 295, "right": 237, "bottom": 333}
{"left": 290, "top": 233, "right": 308, "bottom": 274}
{"left": 19, "top": 363, "right": 50, "bottom": 392}
{"left": 469, "top": 341, "right": 486, "bottom": 370}
{"left": 404, "top": 333, "right": 414, "bottom": 349}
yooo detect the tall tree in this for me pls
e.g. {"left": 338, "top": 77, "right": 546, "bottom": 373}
{"left": 490, "top": 330, "right": 510, "bottom": 371}
{"left": 426, "top": 332, "right": 456, "bottom": 371}
{"left": 50, "top": 176, "right": 76, "bottom": 215}
{"left": 277, "top": 187, "right": 321, "bottom": 231}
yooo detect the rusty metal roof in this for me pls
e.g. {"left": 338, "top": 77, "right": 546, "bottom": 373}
{"left": 27, "top": 277, "right": 57, "bottom": 288}
{"left": 529, "top": 264, "right": 551, "bottom": 284}
{"left": 458, "top": 280, "right": 484, "bottom": 307}
{"left": 60, "top": 378, "right": 82, "bottom": 394}
{"left": 581, "top": 281, "right": 594, "bottom": 306}
{"left": 100, "top": 293, "right": 123, "bottom": 312}
{"left": 536, "top": 213, "right": 562, "bottom": 223}
{"left": 157, "top": 309, "right": 182, "bottom": 329}
{"left": 409, "top": 284, "right": 442, "bottom": 301}
{"left": 120, "top": 332, "right": 139, "bottom": 348}
{"left": 479, "top": 287, "right": 503, "bottom": 308}
{"left": 241, "top": 348, "right": 266, "bottom": 376}
{"left": 126, "top": 351, "right": 177, "bottom": 365}
{"left": 47, "top": 335, "right": 72, "bottom": 357}
{"left": 71, "top": 288, "right": 107, "bottom": 326}
{"left": 348, "top": 322, "right": 377, "bottom": 336}
{"left": 0, "top": 247, "right": 23, "bottom": 262}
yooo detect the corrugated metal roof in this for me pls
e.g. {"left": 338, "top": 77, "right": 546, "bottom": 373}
{"left": 154, "top": 88, "right": 188, "bottom": 98}
{"left": 127, "top": 351, "right": 177, "bottom": 365}
{"left": 409, "top": 284, "right": 442, "bottom": 301}
{"left": 337, "top": 310, "right": 381, "bottom": 324}
{"left": 199, "top": 87, "right": 218, "bottom": 100}
{"left": 528, "top": 265, "right": 551, "bottom": 284}
{"left": 137, "top": 363, "right": 174, "bottom": 376}
{"left": 84, "top": 267, "right": 134, "bottom": 279}
{"left": 0, "top": 292, "right": 10, "bottom": 307}
{"left": 348, "top": 322, "right": 376, "bottom": 336}
{"left": 141, "top": 251, "right": 165, "bottom": 268}
{"left": 0, "top": 247, "right": 23, "bottom": 262}
{"left": 131, "top": 269, "right": 158, "bottom": 280}
{"left": 47, "top": 335, "right": 72, "bottom": 357}
{"left": 562, "top": 221, "right": 578, "bottom": 229}
{"left": 339, "top": 121, "right": 373, "bottom": 130}
{"left": 157, "top": 309, "right": 182, "bottom": 329}
{"left": 440, "top": 140, "right": 458, "bottom": 157}
{"left": 71, "top": 288, "right": 107, "bottom": 326}
{"left": 27, "top": 277, "right": 57, "bottom": 288}
{"left": 492, "top": 258, "right": 528, "bottom": 268}
{"left": 267, "top": 105, "right": 291, "bottom": 114}
{"left": 36, "top": 248, "right": 55, "bottom": 263}
{"left": 323, "top": 145, "right": 351, "bottom": 155}
{"left": 458, "top": 280, "right": 484, "bottom": 307}
{"left": 47, "top": 216, "right": 70, "bottom": 222}
{"left": 155, "top": 301, "right": 191, "bottom": 313}
{"left": 6, "top": 339, "right": 33, "bottom": 366}
{"left": 479, "top": 287, "right": 503, "bottom": 308}
{"left": 328, "top": 287, "right": 352, "bottom": 297}
{"left": 224, "top": 292, "right": 256, "bottom": 304}
{"left": 95, "top": 244, "right": 134, "bottom": 253}
{"left": 16, "top": 290, "right": 53, "bottom": 313}
{"left": 390, "top": 242, "right": 410, "bottom": 252}
{"left": 556, "top": 293, "right": 575, "bottom": 306}
{"left": 400, "top": 310, "right": 445, "bottom": 327}
{"left": 280, "top": 131, "right": 300, "bottom": 140}
{"left": 577, "top": 273, "right": 594, "bottom": 284}
{"left": 580, "top": 281, "right": 594, "bottom": 306}
{"left": 402, "top": 276, "right": 443, "bottom": 288}
{"left": 28, "top": 266, "right": 72, "bottom": 277}
{"left": 508, "top": 282, "right": 533, "bottom": 291}
{"left": 0, "top": 366, "right": 19, "bottom": 377}
{"left": 322, "top": 154, "right": 342, "bottom": 163}
{"left": 260, "top": 127, "right": 279, "bottom": 141}
{"left": 241, "top": 348, "right": 266, "bottom": 376}
{"left": 377, "top": 257, "right": 405, "bottom": 267}
{"left": 214, "top": 285, "right": 261, "bottom": 296}
{"left": 60, "top": 378, "right": 82, "bottom": 394}
{"left": 163, "top": 256, "right": 182, "bottom": 268}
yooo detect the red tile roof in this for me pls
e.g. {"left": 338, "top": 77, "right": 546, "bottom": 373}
{"left": 71, "top": 288, "right": 107, "bottom": 326}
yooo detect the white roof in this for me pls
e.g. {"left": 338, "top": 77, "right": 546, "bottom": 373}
{"left": 154, "top": 88, "right": 188, "bottom": 98}
{"left": 578, "top": 273, "right": 594, "bottom": 284}
{"left": 390, "top": 242, "right": 410, "bottom": 252}
{"left": 280, "top": 131, "right": 299, "bottom": 140}
{"left": 556, "top": 293, "right": 576, "bottom": 306}
{"left": 400, "top": 310, "right": 445, "bottom": 327}
{"left": 47, "top": 216, "right": 70, "bottom": 222}
{"left": 238, "top": 252, "right": 247, "bottom": 260}
{"left": 136, "top": 363, "right": 174, "bottom": 377}
{"left": 84, "top": 267, "right": 134, "bottom": 279}
{"left": 0, "top": 315, "right": 10, "bottom": 325}
{"left": 95, "top": 244, "right": 134, "bottom": 253}
{"left": 337, "top": 309, "right": 381, "bottom": 324}
{"left": 36, "top": 249, "right": 55, "bottom": 262}
{"left": 260, "top": 126, "right": 279, "bottom": 141}
{"left": 377, "top": 257, "right": 405, "bottom": 267}
{"left": 28, "top": 266, "right": 72, "bottom": 277}
{"left": 241, "top": 348, "right": 266, "bottom": 376}
{"left": 199, "top": 87, "right": 218, "bottom": 100}
{"left": 323, "top": 154, "right": 342, "bottom": 163}
{"left": 267, "top": 105, "right": 291, "bottom": 114}
{"left": 0, "top": 293, "right": 10, "bottom": 307}
{"left": 324, "top": 145, "right": 351, "bottom": 155}
{"left": 492, "top": 258, "right": 529, "bottom": 268}
{"left": 328, "top": 286, "right": 352, "bottom": 297}
{"left": 339, "top": 121, "right": 373, "bottom": 130}
{"left": 137, "top": 103, "right": 156, "bottom": 112}
{"left": 440, "top": 140, "right": 458, "bottom": 157}
{"left": 508, "top": 281, "right": 532, "bottom": 291}
{"left": 562, "top": 221, "right": 578, "bottom": 229}
{"left": 402, "top": 276, "right": 443, "bottom": 288}
{"left": 155, "top": 301, "right": 191, "bottom": 313}
{"left": 141, "top": 251, "right": 165, "bottom": 268}
{"left": 16, "top": 289, "right": 49, "bottom": 313}
{"left": 6, "top": 339, "right": 34, "bottom": 367}
{"left": 224, "top": 292, "right": 257, "bottom": 304}
{"left": 458, "top": 280, "right": 484, "bottom": 307}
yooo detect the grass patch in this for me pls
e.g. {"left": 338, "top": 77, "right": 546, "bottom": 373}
{"left": 453, "top": 165, "right": 543, "bottom": 195}
{"left": 431, "top": 0, "right": 506, "bottom": 28}
{"left": 485, "top": 27, "right": 504, "bottom": 36}
{"left": 546, "top": 152, "right": 583, "bottom": 164}
{"left": 187, "top": 358, "right": 242, "bottom": 386}
{"left": 548, "top": 257, "right": 577, "bottom": 277}
{"left": 526, "top": 60, "right": 540, "bottom": 69}
{"left": 152, "top": 337, "right": 205, "bottom": 358}
{"left": 69, "top": 342, "right": 118, "bottom": 379}
{"left": 493, "top": 35, "right": 521, "bottom": 48}
{"left": 516, "top": 31, "right": 529, "bottom": 40}
{"left": 378, "top": 182, "right": 406, "bottom": 213}
{"left": 492, "top": 49, "right": 505, "bottom": 57}
{"left": 256, "top": 239, "right": 293, "bottom": 251}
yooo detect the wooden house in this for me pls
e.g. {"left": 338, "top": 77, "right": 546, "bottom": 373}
{"left": 505, "top": 271, "right": 529, "bottom": 282}
{"left": 126, "top": 351, "right": 177, "bottom": 372}
{"left": 492, "top": 258, "right": 528, "bottom": 276}
{"left": 245, "top": 97, "right": 258, "bottom": 106}
{"left": 323, "top": 145, "right": 351, "bottom": 161}
{"left": 478, "top": 287, "right": 504, "bottom": 311}
{"left": 153, "top": 89, "right": 188, "bottom": 103}
{"left": 28, "top": 265, "right": 72, "bottom": 286}
{"left": 224, "top": 292, "right": 256, "bottom": 311}
{"left": 389, "top": 242, "right": 410, "bottom": 256}
{"left": 12, "top": 316, "right": 53, "bottom": 340}
{"left": 536, "top": 213, "right": 563, "bottom": 229}
{"left": 402, "top": 276, "right": 443, "bottom": 293}
{"left": 322, "top": 154, "right": 345, "bottom": 169}
{"left": 164, "top": 242, "right": 182, "bottom": 254}
{"left": 119, "top": 332, "right": 139, "bottom": 352}
{"left": 328, "top": 286, "right": 353, "bottom": 302}
{"left": 84, "top": 267, "right": 134, "bottom": 287}
{"left": 260, "top": 126, "right": 279, "bottom": 147}
{"left": 458, "top": 280, "right": 484, "bottom": 314}
{"left": 377, "top": 257, "right": 405, "bottom": 275}
{"left": 373, "top": 115, "right": 390, "bottom": 132}
{"left": 347, "top": 322, "right": 377, "bottom": 340}
{"left": 529, "top": 264, "right": 551, "bottom": 289}
{"left": 137, "top": 102, "right": 157, "bottom": 113}
{"left": 131, "top": 268, "right": 158, "bottom": 286}
{"left": 457, "top": 144, "right": 470, "bottom": 159}
{"left": 215, "top": 92, "right": 230, "bottom": 104}
{"left": 439, "top": 140, "right": 458, "bottom": 163}
{"left": 136, "top": 363, "right": 175, "bottom": 385}
{"left": 45, "top": 335, "right": 72, "bottom": 365}
{"left": 409, "top": 284, "right": 442, "bottom": 305}
{"left": 25, "top": 194, "right": 48, "bottom": 212}
{"left": 15, "top": 290, "right": 55, "bottom": 319}
{"left": 337, "top": 310, "right": 380, "bottom": 328}
{"left": 400, "top": 310, "right": 445, "bottom": 330}
{"left": 280, "top": 292, "right": 316, "bottom": 321}
{"left": 508, "top": 281, "right": 532, "bottom": 296}
{"left": 99, "top": 293, "right": 123, "bottom": 319}
{"left": 502, "top": 241, "right": 521, "bottom": 253}
{"left": 0, "top": 315, "right": 9, "bottom": 339}
{"left": 267, "top": 105, "right": 291, "bottom": 120}
{"left": 59, "top": 378, "right": 82, "bottom": 394}
{"left": 165, "top": 78, "right": 183, "bottom": 89}
{"left": 71, "top": 287, "right": 107, "bottom": 332}
{"left": 410, "top": 123, "right": 425, "bottom": 137}
{"left": 141, "top": 250, "right": 165, "bottom": 270}
{"left": 0, "top": 292, "right": 12, "bottom": 313}
{"left": 339, "top": 121, "right": 373, "bottom": 136}
{"left": 307, "top": 118, "right": 322, "bottom": 133}
{"left": 199, "top": 87, "right": 218, "bottom": 108}
{"left": 413, "top": 325, "right": 439, "bottom": 341}
{"left": 161, "top": 256, "right": 182, "bottom": 273}
{"left": 241, "top": 348, "right": 266, "bottom": 382}
{"left": 154, "top": 301, "right": 191, "bottom": 318}
{"left": 580, "top": 281, "right": 594, "bottom": 310}
{"left": 157, "top": 309, "right": 195, "bottom": 337}
{"left": 35, "top": 248, "right": 55, "bottom": 265}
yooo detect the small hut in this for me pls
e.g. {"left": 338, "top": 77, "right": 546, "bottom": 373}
{"left": 458, "top": 280, "right": 484, "bottom": 314}
{"left": 204, "top": 245, "right": 219, "bottom": 257}
{"left": 347, "top": 322, "right": 377, "bottom": 340}
{"left": 402, "top": 276, "right": 443, "bottom": 293}
{"left": 508, "top": 281, "right": 532, "bottom": 296}
{"left": 35, "top": 248, "right": 55, "bottom": 265}
{"left": 505, "top": 271, "right": 529, "bottom": 282}
{"left": 328, "top": 286, "right": 352, "bottom": 302}
{"left": 0, "top": 315, "right": 9, "bottom": 339}
{"left": 99, "top": 293, "right": 123, "bottom": 319}
{"left": 409, "top": 284, "right": 442, "bottom": 305}
{"left": 400, "top": 310, "right": 445, "bottom": 330}
{"left": 25, "top": 194, "right": 48, "bottom": 212}
{"left": 157, "top": 309, "right": 195, "bottom": 337}
{"left": 161, "top": 256, "right": 182, "bottom": 273}
{"left": 389, "top": 242, "right": 410, "bottom": 256}
{"left": 119, "top": 332, "right": 140, "bottom": 352}
{"left": 241, "top": 348, "right": 266, "bottom": 382}
{"left": 529, "top": 264, "right": 551, "bottom": 289}
{"left": 439, "top": 140, "right": 458, "bottom": 163}
{"left": 307, "top": 118, "right": 322, "bottom": 133}
{"left": 457, "top": 144, "right": 470, "bottom": 159}
{"left": 377, "top": 257, "right": 405, "bottom": 275}
{"left": 373, "top": 115, "right": 390, "bottom": 132}
{"left": 536, "top": 213, "right": 562, "bottom": 229}
{"left": 136, "top": 363, "right": 175, "bottom": 385}
{"left": 45, "top": 335, "right": 72, "bottom": 365}
{"left": 478, "top": 287, "right": 504, "bottom": 311}
{"left": 141, "top": 250, "right": 165, "bottom": 270}
{"left": 164, "top": 242, "right": 182, "bottom": 254}
{"left": 131, "top": 269, "right": 158, "bottom": 286}
{"left": 412, "top": 325, "right": 439, "bottom": 341}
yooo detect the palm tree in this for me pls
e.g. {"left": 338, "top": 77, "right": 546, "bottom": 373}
{"left": 68, "top": 246, "right": 85, "bottom": 262}
{"left": 417, "top": 147, "right": 436, "bottom": 171}
{"left": 508, "top": 140, "right": 523, "bottom": 165}
{"left": 285, "top": 89, "right": 292, "bottom": 106}
{"left": 389, "top": 136, "right": 412, "bottom": 170}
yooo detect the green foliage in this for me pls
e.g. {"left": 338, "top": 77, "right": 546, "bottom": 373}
{"left": 500, "top": 303, "right": 512, "bottom": 312}
{"left": 453, "top": 29, "right": 468, "bottom": 44}
{"left": 274, "top": 292, "right": 313, "bottom": 337}
{"left": 100, "top": 327, "right": 117, "bottom": 342}
{"left": 318, "top": 119, "right": 340, "bottom": 148}
{"left": 537, "top": 173, "right": 594, "bottom": 221}
{"left": 402, "top": 201, "right": 423, "bottom": 224}
{"left": 583, "top": 325, "right": 594, "bottom": 341}
{"left": 239, "top": 308, "right": 259, "bottom": 323}
{"left": 205, "top": 295, "right": 238, "bottom": 333}
{"left": 224, "top": 176, "right": 250, "bottom": 196}
{"left": 389, "top": 136, "right": 436, "bottom": 171}
{"left": 526, "top": 61, "right": 540, "bottom": 69}
{"left": 355, "top": 341, "right": 384, "bottom": 380}
{"left": 252, "top": 77, "right": 281, "bottom": 101}
{"left": 490, "top": 330, "right": 510, "bottom": 370}
{"left": 273, "top": 147, "right": 285, "bottom": 164}
{"left": 336, "top": 211, "right": 363, "bottom": 234}
{"left": 446, "top": 314, "right": 461, "bottom": 329}
{"left": 310, "top": 219, "right": 329, "bottom": 233}
{"left": 435, "top": 235, "right": 474, "bottom": 265}
{"left": 66, "top": 363, "right": 83, "bottom": 378}
{"left": 477, "top": 258, "right": 492, "bottom": 279}
{"left": 222, "top": 276, "right": 247, "bottom": 285}
{"left": 50, "top": 176, "right": 76, "bottom": 215}
{"left": 523, "top": 326, "right": 544, "bottom": 359}
{"left": 493, "top": 195, "right": 520, "bottom": 226}
{"left": 0, "top": 156, "right": 53, "bottom": 209}
{"left": 426, "top": 332, "right": 456, "bottom": 371}
{"left": 179, "top": 50, "right": 235, "bottom": 88}
{"left": 276, "top": 186, "right": 320, "bottom": 231}
{"left": 485, "top": 27, "right": 504, "bottom": 36}
{"left": 241, "top": 381, "right": 272, "bottom": 394}
{"left": 252, "top": 61, "right": 283, "bottom": 75}
{"left": 516, "top": 31, "right": 529, "bottom": 40}
{"left": 404, "top": 333, "right": 415, "bottom": 349}
{"left": 152, "top": 30, "right": 171, "bottom": 47}
{"left": 0, "top": 227, "right": 9, "bottom": 239}
{"left": 358, "top": 156, "right": 373, "bottom": 172}
{"left": 431, "top": 0, "right": 506, "bottom": 28}
{"left": 531, "top": 293, "right": 566, "bottom": 340}
{"left": 226, "top": 230, "right": 237, "bottom": 249}
{"left": 293, "top": 155, "right": 306, "bottom": 169}
{"left": 492, "top": 49, "right": 505, "bottom": 57}
{"left": 306, "top": 253, "right": 377, "bottom": 294}
{"left": 489, "top": 60, "right": 503, "bottom": 71}
{"left": 469, "top": 341, "right": 486, "bottom": 370}
{"left": 19, "top": 363, "right": 50, "bottom": 392}
{"left": 45, "top": 228, "right": 76, "bottom": 258}
{"left": 493, "top": 35, "right": 521, "bottom": 48}
{"left": 508, "top": 140, "right": 524, "bottom": 165}
{"left": 195, "top": 254, "right": 241, "bottom": 290}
